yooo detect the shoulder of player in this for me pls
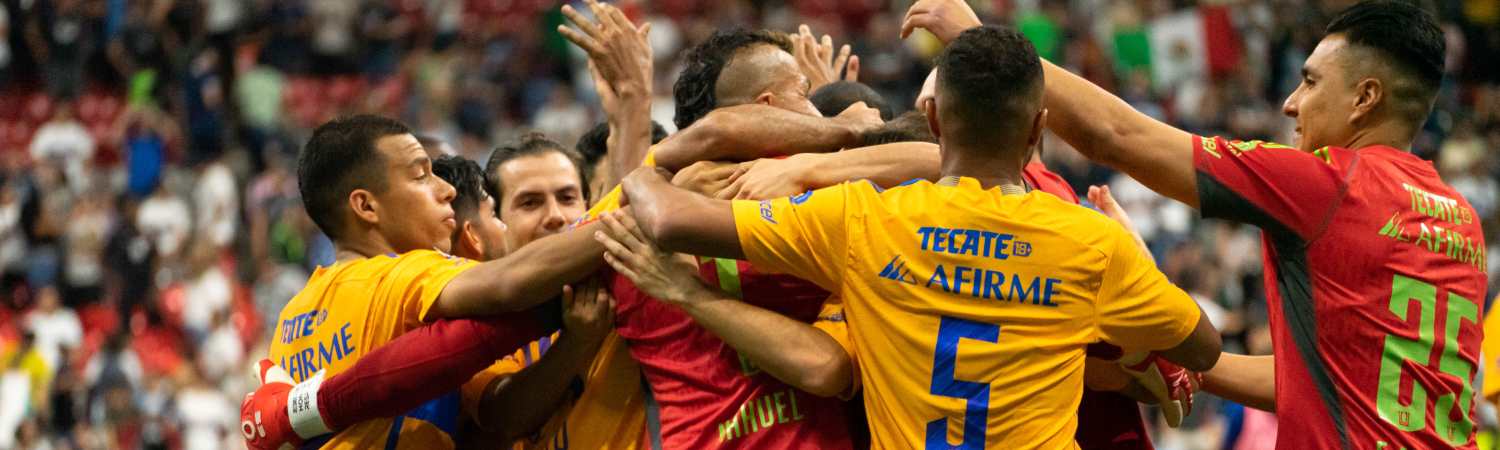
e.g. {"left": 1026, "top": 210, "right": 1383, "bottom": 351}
{"left": 1023, "top": 195, "right": 1127, "bottom": 251}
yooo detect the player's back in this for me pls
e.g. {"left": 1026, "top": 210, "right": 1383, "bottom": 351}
{"left": 269, "top": 250, "right": 476, "bottom": 449}
{"left": 735, "top": 178, "right": 1204, "bottom": 449}
{"left": 1261, "top": 145, "right": 1486, "bottom": 449}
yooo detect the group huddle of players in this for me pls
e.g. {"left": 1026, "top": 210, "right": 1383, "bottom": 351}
{"left": 235, "top": 0, "right": 1493, "bottom": 449}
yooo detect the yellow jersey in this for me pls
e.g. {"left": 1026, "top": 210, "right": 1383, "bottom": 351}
{"left": 731, "top": 177, "right": 1203, "bottom": 449}
{"left": 1482, "top": 294, "right": 1500, "bottom": 404}
{"left": 268, "top": 250, "right": 476, "bottom": 449}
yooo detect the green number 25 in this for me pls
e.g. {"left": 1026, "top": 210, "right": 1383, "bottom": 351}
{"left": 1376, "top": 274, "right": 1478, "bottom": 445}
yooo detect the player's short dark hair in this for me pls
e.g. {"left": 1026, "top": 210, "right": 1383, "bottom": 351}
{"left": 936, "top": 25, "right": 1043, "bottom": 147}
{"left": 298, "top": 114, "right": 411, "bottom": 239}
{"left": 810, "top": 81, "right": 891, "bottom": 120}
{"left": 673, "top": 29, "right": 792, "bottom": 130}
{"left": 1326, "top": 0, "right": 1445, "bottom": 120}
{"left": 575, "top": 121, "right": 670, "bottom": 171}
{"left": 485, "top": 132, "right": 589, "bottom": 206}
{"left": 432, "top": 155, "right": 488, "bottom": 223}
{"left": 861, "top": 110, "right": 937, "bottom": 146}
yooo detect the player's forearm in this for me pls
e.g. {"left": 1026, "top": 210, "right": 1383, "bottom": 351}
{"left": 1040, "top": 59, "right": 1199, "bottom": 207}
{"left": 622, "top": 168, "right": 745, "bottom": 259}
{"left": 315, "top": 314, "right": 551, "bottom": 430}
{"left": 680, "top": 294, "right": 853, "bottom": 397}
{"left": 798, "top": 143, "right": 941, "bottom": 189}
{"left": 653, "top": 104, "right": 863, "bottom": 171}
{"left": 606, "top": 95, "right": 653, "bottom": 188}
{"left": 1200, "top": 353, "right": 1275, "bottom": 412}
{"left": 479, "top": 333, "right": 604, "bottom": 440}
{"left": 435, "top": 223, "right": 606, "bottom": 318}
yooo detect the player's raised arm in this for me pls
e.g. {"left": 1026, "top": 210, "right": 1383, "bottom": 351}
{"left": 619, "top": 166, "right": 745, "bottom": 259}
{"left": 1039, "top": 59, "right": 1198, "bottom": 207}
{"left": 651, "top": 103, "right": 880, "bottom": 171}
{"left": 558, "top": 0, "right": 654, "bottom": 185}
{"left": 719, "top": 142, "right": 940, "bottom": 200}
{"left": 594, "top": 211, "right": 856, "bottom": 397}
{"left": 427, "top": 220, "right": 607, "bottom": 319}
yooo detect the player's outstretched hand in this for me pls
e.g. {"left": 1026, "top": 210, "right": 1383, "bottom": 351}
{"left": 901, "top": 0, "right": 982, "bottom": 44}
{"left": 240, "top": 360, "right": 304, "bottom": 450}
{"left": 1119, "top": 352, "right": 1200, "bottom": 428}
{"left": 594, "top": 210, "right": 711, "bottom": 306}
{"left": 562, "top": 278, "right": 616, "bottom": 344}
{"left": 559, "top": 0, "right": 652, "bottom": 109}
{"left": 671, "top": 160, "right": 741, "bottom": 198}
{"left": 717, "top": 157, "right": 806, "bottom": 200}
{"left": 792, "top": 24, "right": 859, "bottom": 91}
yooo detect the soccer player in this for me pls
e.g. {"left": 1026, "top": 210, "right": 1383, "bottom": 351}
{"left": 249, "top": 115, "right": 610, "bottom": 449}
{"left": 605, "top": 25, "right": 1221, "bottom": 448}
{"left": 568, "top": 26, "right": 871, "bottom": 448}
{"left": 905, "top": 0, "right": 1488, "bottom": 447}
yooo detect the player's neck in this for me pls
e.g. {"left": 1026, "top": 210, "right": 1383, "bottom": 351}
{"left": 332, "top": 231, "right": 400, "bottom": 263}
{"left": 1344, "top": 124, "right": 1414, "bottom": 153}
{"left": 939, "top": 146, "right": 1027, "bottom": 192}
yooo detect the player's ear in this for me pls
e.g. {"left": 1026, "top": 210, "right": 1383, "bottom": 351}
{"left": 924, "top": 99, "right": 941, "bottom": 142}
{"left": 349, "top": 189, "right": 379, "bottom": 228}
{"left": 461, "top": 221, "right": 484, "bottom": 257}
{"left": 1349, "top": 77, "right": 1383, "bottom": 126}
{"left": 755, "top": 92, "right": 774, "bottom": 106}
{"left": 1028, "top": 109, "right": 1048, "bottom": 149}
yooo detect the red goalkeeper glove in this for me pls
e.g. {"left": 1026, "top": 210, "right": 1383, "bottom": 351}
{"left": 240, "top": 359, "right": 334, "bottom": 450}
{"left": 1119, "top": 352, "right": 1200, "bottom": 428}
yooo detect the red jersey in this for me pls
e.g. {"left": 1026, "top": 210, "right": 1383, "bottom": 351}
{"left": 1026, "top": 162, "right": 1155, "bottom": 450}
{"left": 609, "top": 260, "right": 854, "bottom": 449}
{"left": 1193, "top": 136, "right": 1487, "bottom": 449}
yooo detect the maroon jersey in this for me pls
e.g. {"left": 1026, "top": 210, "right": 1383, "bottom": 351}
{"left": 1026, "top": 162, "right": 1155, "bottom": 450}
{"left": 1193, "top": 136, "right": 1486, "bottom": 449}
{"left": 610, "top": 260, "right": 854, "bottom": 450}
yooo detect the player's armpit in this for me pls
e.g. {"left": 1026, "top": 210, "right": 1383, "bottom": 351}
{"left": 429, "top": 221, "right": 607, "bottom": 319}
{"left": 1193, "top": 136, "right": 1344, "bottom": 239}
{"left": 1200, "top": 353, "right": 1275, "bottom": 412}
{"left": 1156, "top": 311, "right": 1222, "bottom": 372}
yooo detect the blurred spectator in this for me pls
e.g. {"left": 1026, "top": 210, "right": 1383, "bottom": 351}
{"left": 25, "top": 0, "right": 94, "bottom": 99}
{"left": 28, "top": 102, "right": 95, "bottom": 193}
{"left": 135, "top": 182, "right": 190, "bottom": 262}
{"left": 25, "top": 287, "right": 80, "bottom": 372}
{"left": 532, "top": 84, "right": 592, "bottom": 148}
{"left": 193, "top": 155, "right": 238, "bottom": 250}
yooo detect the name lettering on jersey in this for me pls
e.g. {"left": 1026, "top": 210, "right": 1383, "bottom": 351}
{"left": 279, "top": 322, "right": 358, "bottom": 381}
{"left": 1402, "top": 183, "right": 1475, "bottom": 226}
{"left": 923, "top": 265, "right": 1063, "bottom": 307}
{"left": 1378, "top": 187, "right": 1487, "bottom": 271}
{"left": 716, "top": 388, "right": 806, "bottom": 442}
{"left": 916, "top": 226, "right": 1031, "bottom": 260}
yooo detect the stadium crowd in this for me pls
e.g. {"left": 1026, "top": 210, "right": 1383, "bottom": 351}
{"left": 0, "top": 0, "right": 1497, "bottom": 449}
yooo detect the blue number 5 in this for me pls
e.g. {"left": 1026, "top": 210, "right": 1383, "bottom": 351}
{"left": 926, "top": 316, "right": 999, "bottom": 450}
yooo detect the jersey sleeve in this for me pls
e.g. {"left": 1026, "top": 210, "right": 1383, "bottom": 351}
{"left": 731, "top": 183, "right": 857, "bottom": 289}
{"left": 810, "top": 294, "right": 861, "bottom": 399}
{"left": 1094, "top": 228, "right": 1203, "bottom": 354}
{"left": 385, "top": 250, "right": 480, "bottom": 324}
{"left": 460, "top": 337, "right": 552, "bottom": 424}
{"left": 1193, "top": 136, "right": 1345, "bottom": 239}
